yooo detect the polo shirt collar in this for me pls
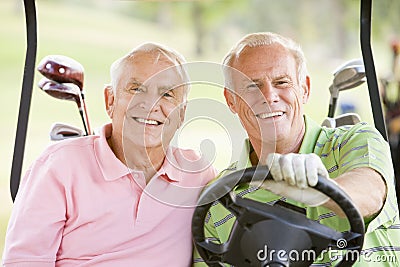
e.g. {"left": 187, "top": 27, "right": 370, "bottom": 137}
{"left": 237, "top": 115, "right": 321, "bottom": 169}
{"left": 94, "top": 123, "right": 131, "bottom": 181}
{"left": 95, "top": 124, "right": 182, "bottom": 183}
{"left": 157, "top": 147, "right": 185, "bottom": 182}
{"left": 237, "top": 139, "right": 252, "bottom": 169}
{"left": 298, "top": 115, "right": 322, "bottom": 154}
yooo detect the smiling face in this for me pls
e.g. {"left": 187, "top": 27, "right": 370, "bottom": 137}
{"left": 105, "top": 51, "right": 187, "bottom": 156}
{"left": 224, "top": 44, "right": 310, "bottom": 154}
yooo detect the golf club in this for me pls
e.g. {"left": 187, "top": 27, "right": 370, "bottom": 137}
{"left": 321, "top": 112, "right": 361, "bottom": 128}
{"left": 328, "top": 58, "right": 366, "bottom": 118}
{"left": 38, "top": 77, "right": 89, "bottom": 135}
{"left": 37, "top": 55, "right": 91, "bottom": 135}
{"left": 49, "top": 122, "right": 84, "bottom": 141}
{"left": 37, "top": 55, "right": 84, "bottom": 87}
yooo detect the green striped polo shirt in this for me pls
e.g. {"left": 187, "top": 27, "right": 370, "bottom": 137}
{"left": 193, "top": 115, "right": 400, "bottom": 266}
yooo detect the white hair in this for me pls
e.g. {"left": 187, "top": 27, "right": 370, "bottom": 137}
{"left": 223, "top": 32, "right": 308, "bottom": 89}
{"left": 109, "top": 42, "right": 190, "bottom": 99}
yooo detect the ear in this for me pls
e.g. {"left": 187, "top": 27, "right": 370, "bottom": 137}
{"left": 301, "top": 76, "right": 311, "bottom": 104}
{"left": 224, "top": 88, "right": 237, "bottom": 114}
{"left": 104, "top": 85, "right": 115, "bottom": 118}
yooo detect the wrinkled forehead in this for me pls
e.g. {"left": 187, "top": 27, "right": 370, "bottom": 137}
{"left": 130, "top": 50, "right": 180, "bottom": 67}
{"left": 233, "top": 44, "right": 295, "bottom": 70}
{"left": 225, "top": 45, "right": 297, "bottom": 88}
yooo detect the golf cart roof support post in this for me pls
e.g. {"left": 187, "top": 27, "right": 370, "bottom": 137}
{"left": 10, "top": 0, "right": 37, "bottom": 201}
{"left": 360, "top": 0, "right": 388, "bottom": 141}
{"left": 360, "top": 0, "right": 400, "bottom": 212}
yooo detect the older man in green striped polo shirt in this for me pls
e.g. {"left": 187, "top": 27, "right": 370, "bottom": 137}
{"left": 193, "top": 32, "right": 400, "bottom": 266}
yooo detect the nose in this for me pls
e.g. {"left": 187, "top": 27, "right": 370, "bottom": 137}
{"left": 138, "top": 93, "right": 161, "bottom": 112}
{"left": 261, "top": 82, "right": 279, "bottom": 103}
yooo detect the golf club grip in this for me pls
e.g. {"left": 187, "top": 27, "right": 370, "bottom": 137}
{"left": 37, "top": 55, "right": 84, "bottom": 89}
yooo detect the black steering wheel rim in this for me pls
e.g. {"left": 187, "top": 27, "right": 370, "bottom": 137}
{"left": 192, "top": 165, "right": 365, "bottom": 267}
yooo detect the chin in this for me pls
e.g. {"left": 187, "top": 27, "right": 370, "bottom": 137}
{"left": 275, "top": 128, "right": 289, "bottom": 140}
{"left": 141, "top": 137, "right": 162, "bottom": 148}
{"left": 123, "top": 137, "right": 145, "bottom": 148}
{"left": 259, "top": 126, "right": 287, "bottom": 141}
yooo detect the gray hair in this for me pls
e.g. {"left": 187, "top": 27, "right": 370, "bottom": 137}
{"left": 109, "top": 42, "right": 190, "bottom": 99}
{"left": 223, "top": 32, "right": 308, "bottom": 89}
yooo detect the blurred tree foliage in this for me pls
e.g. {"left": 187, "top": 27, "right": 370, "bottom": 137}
{"left": 55, "top": 0, "right": 400, "bottom": 57}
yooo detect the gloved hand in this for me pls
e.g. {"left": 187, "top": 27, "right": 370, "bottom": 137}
{"left": 257, "top": 153, "right": 335, "bottom": 207}
{"left": 267, "top": 153, "right": 329, "bottom": 188}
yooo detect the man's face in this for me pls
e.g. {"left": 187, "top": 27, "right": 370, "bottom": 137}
{"left": 107, "top": 53, "right": 186, "bottom": 151}
{"left": 225, "top": 44, "right": 310, "bottom": 148}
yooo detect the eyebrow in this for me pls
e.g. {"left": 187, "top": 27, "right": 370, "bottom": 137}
{"left": 125, "top": 77, "right": 182, "bottom": 93}
{"left": 250, "top": 79, "right": 262, "bottom": 84}
{"left": 274, "top": 74, "right": 291, "bottom": 80}
{"left": 124, "top": 79, "right": 142, "bottom": 88}
{"left": 247, "top": 74, "right": 291, "bottom": 83}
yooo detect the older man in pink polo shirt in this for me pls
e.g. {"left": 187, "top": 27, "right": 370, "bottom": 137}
{"left": 2, "top": 43, "right": 217, "bottom": 267}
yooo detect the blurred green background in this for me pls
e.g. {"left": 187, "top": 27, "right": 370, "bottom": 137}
{"left": 1, "top": 0, "right": 399, "bottom": 259}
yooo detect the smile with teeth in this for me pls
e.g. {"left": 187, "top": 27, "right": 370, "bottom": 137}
{"left": 133, "top": 117, "right": 162, "bottom": 125}
{"left": 256, "top": 111, "right": 284, "bottom": 119}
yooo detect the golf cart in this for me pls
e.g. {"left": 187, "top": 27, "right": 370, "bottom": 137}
{"left": 10, "top": 0, "right": 396, "bottom": 266}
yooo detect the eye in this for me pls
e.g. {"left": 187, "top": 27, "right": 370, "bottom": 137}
{"left": 163, "top": 91, "right": 174, "bottom": 98}
{"left": 274, "top": 79, "right": 292, "bottom": 88}
{"left": 246, "top": 83, "right": 260, "bottom": 90}
{"left": 127, "top": 86, "right": 144, "bottom": 94}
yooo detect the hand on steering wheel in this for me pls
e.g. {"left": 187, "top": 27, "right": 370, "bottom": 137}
{"left": 266, "top": 153, "right": 329, "bottom": 188}
{"left": 192, "top": 165, "right": 365, "bottom": 267}
{"left": 258, "top": 153, "right": 337, "bottom": 207}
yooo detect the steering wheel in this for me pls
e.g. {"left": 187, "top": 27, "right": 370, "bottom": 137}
{"left": 192, "top": 165, "right": 365, "bottom": 267}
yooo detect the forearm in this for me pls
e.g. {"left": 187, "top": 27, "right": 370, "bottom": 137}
{"left": 324, "top": 167, "right": 386, "bottom": 218}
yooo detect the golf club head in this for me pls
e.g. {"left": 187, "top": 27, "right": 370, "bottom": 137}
{"left": 330, "top": 58, "right": 366, "bottom": 95}
{"left": 38, "top": 78, "right": 81, "bottom": 107}
{"left": 327, "top": 59, "right": 366, "bottom": 118}
{"left": 49, "top": 122, "right": 84, "bottom": 141}
{"left": 37, "top": 55, "right": 84, "bottom": 90}
{"left": 321, "top": 113, "right": 361, "bottom": 128}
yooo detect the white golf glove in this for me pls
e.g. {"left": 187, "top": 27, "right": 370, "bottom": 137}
{"left": 258, "top": 153, "right": 335, "bottom": 207}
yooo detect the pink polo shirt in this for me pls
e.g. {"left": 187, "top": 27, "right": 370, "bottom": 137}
{"left": 2, "top": 124, "right": 217, "bottom": 267}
